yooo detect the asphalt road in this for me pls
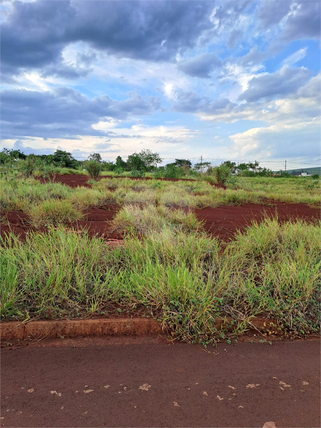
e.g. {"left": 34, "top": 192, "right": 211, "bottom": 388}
{"left": 1, "top": 337, "right": 320, "bottom": 427}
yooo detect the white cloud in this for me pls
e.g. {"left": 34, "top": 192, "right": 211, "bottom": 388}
{"left": 1, "top": 124, "right": 198, "bottom": 161}
{"left": 229, "top": 120, "right": 320, "bottom": 159}
{"left": 282, "top": 47, "right": 307, "bottom": 67}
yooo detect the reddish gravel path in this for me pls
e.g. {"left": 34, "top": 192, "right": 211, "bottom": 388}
{"left": 1, "top": 337, "right": 320, "bottom": 427}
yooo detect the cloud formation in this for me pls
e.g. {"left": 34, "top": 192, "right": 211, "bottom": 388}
{"left": 0, "top": 0, "right": 320, "bottom": 165}
{"left": 1, "top": 0, "right": 216, "bottom": 79}
{"left": 239, "top": 66, "right": 312, "bottom": 102}
{"left": 178, "top": 53, "right": 222, "bottom": 78}
{"left": 1, "top": 88, "right": 161, "bottom": 139}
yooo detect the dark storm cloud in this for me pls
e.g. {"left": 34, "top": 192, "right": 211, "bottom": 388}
{"left": 178, "top": 53, "right": 222, "bottom": 78}
{"left": 1, "top": 0, "right": 216, "bottom": 78}
{"left": 0, "top": 88, "right": 161, "bottom": 139}
{"left": 239, "top": 66, "right": 312, "bottom": 102}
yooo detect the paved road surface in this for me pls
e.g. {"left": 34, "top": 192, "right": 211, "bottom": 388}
{"left": 1, "top": 337, "right": 320, "bottom": 427}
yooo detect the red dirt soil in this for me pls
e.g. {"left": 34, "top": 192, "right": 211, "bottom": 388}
{"left": 1, "top": 338, "right": 320, "bottom": 427}
{"left": 195, "top": 202, "right": 320, "bottom": 241}
{"left": 37, "top": 173, "right": 199, "bottom": 188}
{"left": 1, "top": 174, "right": 319, "bottom": 244}
{"left": 0, "top": 205, "right": 122, "bottom": 245}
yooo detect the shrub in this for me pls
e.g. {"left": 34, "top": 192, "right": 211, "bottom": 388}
{"left": 210, "top": 165, "right": 231, "bottom": 186}
{"left": 17, "top": 157, "right": 36, "bottom": 177}
{"left": 85, "top": 160, "right": 102, "bottom": 179}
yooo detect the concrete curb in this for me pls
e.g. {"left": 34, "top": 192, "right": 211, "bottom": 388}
{"left": 0, "top": 317, "right": 278, "bottom": 342}
{"left": 1, "top": 318, "right": 163, "bottom": 341}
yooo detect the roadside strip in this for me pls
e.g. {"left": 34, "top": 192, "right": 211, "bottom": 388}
{"left": 1, "top": 316, "right": 277, "bottom": 341}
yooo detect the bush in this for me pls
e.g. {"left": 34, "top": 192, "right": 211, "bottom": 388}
{"left": 130, "top": 169, "right": 145, "bottom": 178}
{"left": 17, "top": 157, "right": 36, "bottom": 177}
{"left": 85, "top": 160, "right": 102, "bottom": 179}
{"left": 311, "top": 174, "right": 320, "bottom": 179}
{"left": 210, "top": 165, "right": 231, "bottom": 186}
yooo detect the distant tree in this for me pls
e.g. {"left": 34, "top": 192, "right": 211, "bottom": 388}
{"left": 164, "top": 164, "right": 185, "bottom": 178}
{"left": 88, "top": 153, "right": 102, "bottom": 163}
{"left": 52, "top": 150, "right": 78, "bottom": 169}
{"left": 0, "top": 150, "right": 11, "bottom": 164}
{"left": 115, "top": 156, "right": 125, "bottom": 168}
{"left": 236, "top": 163, "right": 249, "bottom": 172}
{"left": 221, "top": 161, "right": 236, "bottom": 173}
{"left": 2, "top": 148, "right": 26, "bottom": 160}
{"left": 127, "top": 153, "right": 146, "bottom": 172}
{"left": 101, "top": 161, "right": 116, "bottom": 171}
{"left": 174, "top": 159, "right": 192, "bottom": 168}
{"left": 194, "top": 161, "right": 211, "bottom": 172}
{"left": 126, "top": 149, "right": 162, "bottom": 172}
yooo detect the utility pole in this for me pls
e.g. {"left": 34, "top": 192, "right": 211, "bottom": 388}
{"left": 285, "top": 160, "right": 287, "bottom": 172}
{"left": 200, "top": 155, "right": 203, "bottom": 174}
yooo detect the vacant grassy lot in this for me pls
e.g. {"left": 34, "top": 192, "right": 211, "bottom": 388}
{"left": 1, "top": 169, "right": 320, "bottom": 343}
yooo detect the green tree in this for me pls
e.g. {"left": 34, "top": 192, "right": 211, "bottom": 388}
{"left": 2, "top": 148, "right": 26, "bottom": 160}
{"left": 88, "top": 153, "right": 102, "bottom": 163}
{"left": 101, "top": 161, "right": 116, "bottom": 171}
{"left": 115, "top": 156, "right": 127, "bottom": 169}
{"left": 174, "top": 159, "right": 192, "bottom": 168}
{"left": 52, "top": 150, "right": 78, "bottom": 169}
{"left": 0, "top": 150, "right": 11, "bottom": 164}
{"left": 127, "top": 153, "right": 146, "bottom": 172}
{"left": 221, "top": 161, "right": 236, "bottom": 173}
{"left": 194, "top": 161, "right": 211, "bottom": 172}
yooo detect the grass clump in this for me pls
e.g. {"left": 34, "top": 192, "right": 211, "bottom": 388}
{"left": 0, "top": 230, "right": 120, "bottom": 319}
{"left": 221, "top": 219, "right": 321, "bottom": 335}
{"left": 1, "top": 219, "right": 320, "bottom": 341}
{"left": 111, "top": 204, "right": 202, "bottom": 236}
{"left": 29, "top": 199, "right": 83, "bottom": 227}
{"left": 124, "top": 189, "right": 157, "bottom": 205}
{"left": 208, "top": 165, "right": 231, "bottom": 186}
{"left": 159, "top": 185, "right": 196, "bottom": 207}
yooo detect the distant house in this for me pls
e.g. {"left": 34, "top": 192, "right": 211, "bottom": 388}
{"left": 300, "top": 171, "right": 311, "bottom": 177}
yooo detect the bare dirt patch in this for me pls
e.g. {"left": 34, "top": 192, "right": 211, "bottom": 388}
{"left": 37, "top": 173, "right": 202, "bottom": 187}
{"left": 195, "top": 202, "right": 320, "bottom": 242}
{"left": 0, "top": 205, "right": 122, "bottom": 244}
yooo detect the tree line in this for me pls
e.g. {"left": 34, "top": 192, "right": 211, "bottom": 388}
{"left": 0, "top": 147, "right": 296, "bottom": 178}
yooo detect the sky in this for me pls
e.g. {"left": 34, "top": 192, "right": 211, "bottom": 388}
{"left": 0, "top": 0, "right": 320, "bottom": 170}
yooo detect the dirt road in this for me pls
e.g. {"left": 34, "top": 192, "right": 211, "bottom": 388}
{"left": 1, "top": 337, "right": 320, "bottom": 427}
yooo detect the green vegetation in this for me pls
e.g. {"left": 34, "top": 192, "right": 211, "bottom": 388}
{"left": 85, "top": 160, "right": 102, "bottom": 179}
{"left": 1, "top": 157, "right": 320, "bottom": 343}
{"left": 1, "top": 219, "right": 320, "bottom": 342}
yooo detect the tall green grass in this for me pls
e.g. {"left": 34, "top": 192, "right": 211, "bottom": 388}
{"left": 2, "top": 219, "right": 320, "bottom": 341}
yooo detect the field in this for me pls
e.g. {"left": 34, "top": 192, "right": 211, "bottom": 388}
{"left": 1, "top": 171, "right": 320, "bottom": 344}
